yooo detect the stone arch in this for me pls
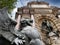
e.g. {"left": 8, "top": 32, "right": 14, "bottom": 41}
{"left": 35, "top": 15, "right": 60, "bottom": 45}
{"left": 36, "top": 15, "right": 60, "bottom": 32}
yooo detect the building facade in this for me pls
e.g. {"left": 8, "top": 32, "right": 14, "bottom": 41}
{"left": 15, "top": 1, "right": 60, "bottom": 45}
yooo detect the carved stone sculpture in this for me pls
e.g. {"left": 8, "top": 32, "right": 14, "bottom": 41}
{"left": 0, "top": 7, "right": 45, "bottom": 45}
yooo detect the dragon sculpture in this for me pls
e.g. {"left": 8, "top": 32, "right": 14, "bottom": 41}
{"left": 0, "top": 7, "right": 45, "bottom": 45}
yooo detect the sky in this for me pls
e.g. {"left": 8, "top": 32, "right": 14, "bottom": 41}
{"left": 11, "top": 0, "right": 60, "bottom": 19}
{"left": 16, "top": 0, "right": 60, "bottom": 8}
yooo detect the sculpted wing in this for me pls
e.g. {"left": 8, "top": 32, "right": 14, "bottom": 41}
{"left": 0, "top": 7, "right": 16, "bottom": 31}
{"left": 0, "top": 7, "right": 17, "bottom": 42}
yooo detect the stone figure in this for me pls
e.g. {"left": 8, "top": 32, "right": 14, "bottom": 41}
{"left": 48, "top": 32, "right": 60, "bottom": 45}
{"left": 41, "top": 20, "right": 53, "bottom": 33}
{"left": 18, "top": 18, "right": 45, "bottom": 45}
{"left": 0, "top": 7, "right": 45, "bottom": 45}
{"left": 41, "top": 20, "right": 54, "bottom": 45}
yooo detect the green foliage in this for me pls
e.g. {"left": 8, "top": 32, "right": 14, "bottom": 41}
{"left": 0, "top": 0, "right": 17, "bottom": 12}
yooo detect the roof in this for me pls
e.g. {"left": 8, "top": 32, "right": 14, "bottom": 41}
{"left": 27, "top": 1, "right": 49, "bottom": 5}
